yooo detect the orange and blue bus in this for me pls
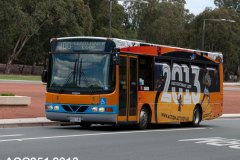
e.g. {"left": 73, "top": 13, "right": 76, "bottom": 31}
{"left": 42, "top": 36, "right": 223, "bottom": 129}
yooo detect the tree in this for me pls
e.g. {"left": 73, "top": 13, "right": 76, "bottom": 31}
{"left": 1, "top": 0, "right": 92, "bottom": 74}
{"left": 122, "top": 0, "right": 149, "bottom": 39}
{"left": 185, "top": 7, "right": 240, "bottom": 80}
{"left": 136, "top": 0, "right": 187, "bottom": 46}
{"left": 2, "top": 0, "right": 55, "bottom": 73}
{"left": 214, "top": 0, "right": 240, "bottom": 10}
{"left": 87, "top": 0, "right": 126, "bottom": 38}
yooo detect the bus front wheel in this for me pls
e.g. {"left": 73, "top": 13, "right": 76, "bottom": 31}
{"left": 138, "top": 108, "right": 149, "bottom": 130}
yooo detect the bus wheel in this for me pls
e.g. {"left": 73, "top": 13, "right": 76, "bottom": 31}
{"left": 192, "top": 107, "right": 202, "bottom": 127}
{"left": 138, "top": 108, "right": 149, "bottom": 130}
{"left": 181, "top": 107, "right": 201, "bottom": 127}
{"left": 80, "top": 122, "right": 92, "bottom": 129}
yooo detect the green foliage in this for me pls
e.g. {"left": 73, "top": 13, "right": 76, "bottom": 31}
{"left": 137, "top": 0, "right": 188, "bottom": 46}
{"left": 0, "top": 0, "right": 93, "bottom": 70}
{"left": 88, "top": 0, "right": 125, "bottom": 38}
{"left": 185, "top": 7, "right": 240, "bottom": 79}
{"left": 214, "top": 0, "right": 240, "bottom": 10}
{"left": 0, "top": 74, "right": 41, "bottom": 81}
{"left": 0, "top": 0, "right": 240, "bottom": 80}
{"left": 0, "top": 93, "right": 15, "bottom": 96}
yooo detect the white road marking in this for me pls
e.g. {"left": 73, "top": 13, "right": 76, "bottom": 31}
{"left": 0, "top": 128, "right": 207, "bottom": 143}
{"left": 0, "top": 134, "right": 23, "bottom": 138}
{"left": 215, "top": 118, "right": 240, "bottom": 121}
{"left": 179, "top": 137, "right": 240, "bottom": 149}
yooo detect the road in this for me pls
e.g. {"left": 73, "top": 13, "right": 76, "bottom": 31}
{"left": 0, "top": 119, "right": 240, "bottom": 160}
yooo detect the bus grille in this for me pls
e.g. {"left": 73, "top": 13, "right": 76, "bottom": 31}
{"left": 61, "top": 105, "right": 89, "bottom": 113}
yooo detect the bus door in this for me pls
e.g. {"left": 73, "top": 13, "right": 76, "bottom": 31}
{"left": 118, "top": 55, "right": 138, "bottom": 123}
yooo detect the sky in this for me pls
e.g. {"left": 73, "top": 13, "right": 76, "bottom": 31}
{"left": 185, "top": 0, "right": 216, "bottom": 15}
{"left": 119, "top": 0, "right": 216, "bottom": 16}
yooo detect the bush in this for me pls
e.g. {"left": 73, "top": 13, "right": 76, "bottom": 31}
{"left": 0, "top": 93, "right": 15, "bottom": 96}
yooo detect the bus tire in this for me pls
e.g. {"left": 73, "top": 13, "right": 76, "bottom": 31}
{"left": 80, "top": 122, "right": 92, "bottom": 129}
{"left": 192, "top": 107, "right": 202, "bottom": 127}
{"left": 181, "top": 107, "right": 202, "bottom": 127}
{"left": 138, "top": 107, "right": 149, "bottom": 130}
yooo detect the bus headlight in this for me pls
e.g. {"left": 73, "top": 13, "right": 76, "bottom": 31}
{"left": 99, "top": 107, "right": 105, "bottom": 112}
{"left": 92, "top": 107, "right": 98, "bottom": 112}
{"left": 53, "top": 106, "right": 59, "bottom": 111}
{"left": 46, "top": 105, "right": 53, "bottom": 110}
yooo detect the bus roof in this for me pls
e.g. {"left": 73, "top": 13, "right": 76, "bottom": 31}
{"left": 53, "top": 36, "right": 223, "bottom": 61}
{"left": 111, "top": 38, "right": 223, "bottom": 60}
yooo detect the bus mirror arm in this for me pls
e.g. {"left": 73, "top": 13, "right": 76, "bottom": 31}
{"left": 41, "top": 70, "right": 48, "bottom": 83}
{"left": 113, "top": 48, "right": 120, "bottom": 65}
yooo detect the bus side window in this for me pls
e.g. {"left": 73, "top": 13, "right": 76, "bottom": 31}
{"left": 206, "top": 67, "right": 219, "bottom": 92}
{"left": 154, "top": 63, "right": 170, "bottom": 91}
{"left": 154, "top": 63, "right": 164, "bottom": 91}
{"left": 138, "top": 56, "right": 153, "bottom": 91}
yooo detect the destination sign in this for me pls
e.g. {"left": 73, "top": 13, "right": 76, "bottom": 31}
{"left": 53, "top": 40, "right": 106, "bottom": 52}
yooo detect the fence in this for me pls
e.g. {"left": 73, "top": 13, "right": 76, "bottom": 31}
{"left": 0, "top": 63, "right": 44, "bottom": 75}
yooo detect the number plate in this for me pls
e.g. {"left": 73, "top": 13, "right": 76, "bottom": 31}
{"left": 69, "top": 117, "right": 82, "bottom": 122}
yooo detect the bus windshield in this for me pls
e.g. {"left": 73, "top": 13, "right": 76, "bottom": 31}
{"left": 48, "top": 53, "right": 115, "bottom": 94}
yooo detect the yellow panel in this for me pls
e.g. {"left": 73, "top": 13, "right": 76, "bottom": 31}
{"left": 128, "top": 116, "right": 137, "bottom": 121}
{"left": 117, "top": 116, "right": 127, "bottom": 122}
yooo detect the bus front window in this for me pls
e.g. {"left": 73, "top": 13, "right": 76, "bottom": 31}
{"left": 48, "top": 53, "right": 115, "bottom": 94}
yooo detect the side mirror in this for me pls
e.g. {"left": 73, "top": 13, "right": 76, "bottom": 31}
{"left": 41, "top": 70, "right": 48, "bottom": 83}
{"left": 113, "top": 48, "right": 120, "bottom": 65}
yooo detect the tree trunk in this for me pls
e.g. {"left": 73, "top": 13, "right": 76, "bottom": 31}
{"left": 4, "top": 15, "right": 50, "bottom": 74}
{"left": 4, "top": 59, "right": 13, "bottom": 74}
{"left": 4, "top": 35, "right": 30, "bottom": 74}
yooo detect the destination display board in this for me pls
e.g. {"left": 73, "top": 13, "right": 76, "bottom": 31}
{"left": 53, "top": 40, "right": 106, "bottom": 52}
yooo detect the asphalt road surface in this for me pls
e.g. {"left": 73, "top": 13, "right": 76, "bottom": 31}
{"left": 0, "top": 119, "right": 240, "bottom": 160}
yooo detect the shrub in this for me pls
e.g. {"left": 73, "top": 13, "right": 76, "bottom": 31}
{"left": 0, "top": 93, "right": 15, "bottom": 96}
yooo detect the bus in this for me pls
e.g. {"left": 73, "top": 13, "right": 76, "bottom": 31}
{"left": 42, "top": 36, "right": 223, "bottom": 129}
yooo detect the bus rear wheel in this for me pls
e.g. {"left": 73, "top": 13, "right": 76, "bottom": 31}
{"left": 192, "top": 107, "right": 202, "bottom": 127}
{"left": 138, "top": 108, "right": 149, "bottom": 130}
{"left": 181, "top": 107, "right": 202, "bottom": 127}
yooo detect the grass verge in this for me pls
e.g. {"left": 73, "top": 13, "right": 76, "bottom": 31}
{"left": 0, "top": 74, "right": 41, "bottom": 81}
{"left": 0, "top": 93, "right": 15, "bottom": 96}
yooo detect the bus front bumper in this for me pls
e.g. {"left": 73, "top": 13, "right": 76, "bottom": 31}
{"left": 46, "top": 112, "right": 117, "bottom": 124}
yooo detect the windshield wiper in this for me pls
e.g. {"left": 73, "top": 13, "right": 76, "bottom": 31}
{"left": 58, "top": 72, "right": 73, "bottom": 93}
{"left": 77, "top": 58, "right": 96, "bottom": 94}
{"left": 58, "top": 56, "right": 99, "bottom": 94}
{"left": 58, "top": 59, "right": 77, "bottom": 93}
